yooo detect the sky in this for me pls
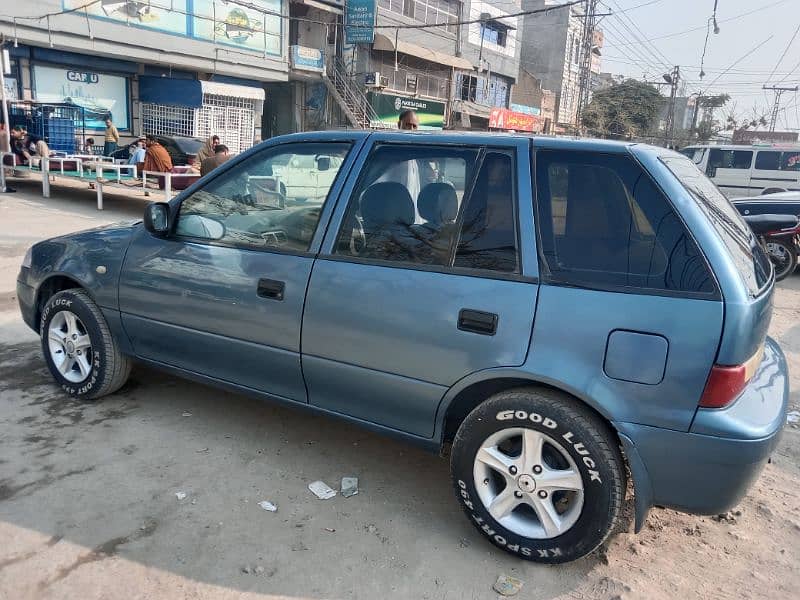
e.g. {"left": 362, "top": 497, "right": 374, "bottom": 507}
{"left": 596, "top": 0, "right": 800, "bottom": 131}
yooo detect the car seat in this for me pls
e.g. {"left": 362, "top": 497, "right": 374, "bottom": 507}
{"left": 360, "top": 182, "right": 421, "bottom": 262}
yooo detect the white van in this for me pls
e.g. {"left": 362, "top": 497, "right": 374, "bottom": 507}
{"left": 679, "top": 144, "right": 800, "bottom": 198}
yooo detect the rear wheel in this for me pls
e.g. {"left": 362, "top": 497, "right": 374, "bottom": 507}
{"left": 450, "top": 388, "right": 625, "bottom": 563}
{"left": 766, "top": 238, "right": 797, "bottom": 281}
{"left": 40, "top": 289, "right": 131, "bottom": 399}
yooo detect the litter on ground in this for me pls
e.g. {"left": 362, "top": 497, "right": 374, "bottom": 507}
{"left": 308, "top": 480, "right": 337, "bottom": 500}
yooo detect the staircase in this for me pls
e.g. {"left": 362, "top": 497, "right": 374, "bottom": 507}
{"left": 323, "top": 58, "right": 390, "bottom": 130}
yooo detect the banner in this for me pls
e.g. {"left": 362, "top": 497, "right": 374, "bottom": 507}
{"left": 345, "top": 0, "right": 376, "bottom": 44}
{"left": 510, "top": 103, "right": 541, "bottom": 116}
{"left": 489, "top": 108, "right": 541, "bottom": 133}
{"left": 290, "top": 46, "right": 325, "bottom": 73}
{"left": 193, "top": 0, "right": 282, "bottom": 56}
{"left": 368, "top": 93, "right": 445, "bottom": 130}
{"left": 33, "top": 65, "right": 129, "bottom": 130}
{"left": 64, "top": 0, "right": 188, "bottom": 35}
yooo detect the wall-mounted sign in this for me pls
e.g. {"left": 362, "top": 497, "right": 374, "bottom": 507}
{"left": 33, "top": 65, "right": 129, "bottom": 130}
{"left": 510, "top": 103, "right": 541, "bottom": 116}
{"left": 290, "top": 46, "right": 325, "bottom": 73}
{"left": 489, "top": 108, "right": 541, "bottom": 133}
{"left": 368, "top": 92, "right": 445, "bottom": 130}
{"left": 345, "top": 0, "right": 376, "bottom": 44}
{"left": 65, "top": 0, "right": 189, "bottom": 35}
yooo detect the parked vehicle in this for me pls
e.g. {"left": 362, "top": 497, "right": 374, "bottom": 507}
{"left": 679, "top": 143, "right": 800, "bottom": 197}
{"left": 733, "top": 194, "right": 800, "bottom": 280}
{"left": 740, "top": 214, "right": 799, "bottom": 280}
{"left": 17, "top": 132, "right": 789, "bottom": 564}
{"left": 110, "top": 135, "right": 203, "bottom": 166}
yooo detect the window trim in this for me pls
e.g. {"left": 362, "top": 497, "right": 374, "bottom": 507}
{"left": 328, "top": 142, "right": 524, "bottom": 276}
{"left": 168, "top": 140, "right": 356, "bottom": 257}
{"left": 531, "top": 149, "right": 721, "bottom": 300}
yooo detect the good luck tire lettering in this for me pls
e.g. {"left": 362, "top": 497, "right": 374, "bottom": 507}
{"left": 450, "top": 387, "right": 625, "bottom": 564}
{"left": 40, "top": 289, "right": 132, "bottom": 401}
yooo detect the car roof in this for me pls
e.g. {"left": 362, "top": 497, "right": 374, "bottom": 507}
{"left": 267, "top": 130, "right": 637, "bottom": 153}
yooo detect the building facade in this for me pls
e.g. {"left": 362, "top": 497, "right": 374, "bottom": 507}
{"left": 519, "top": 0, "right": 586, "bottom": 128}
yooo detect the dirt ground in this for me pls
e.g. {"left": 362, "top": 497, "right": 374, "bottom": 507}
{"left": 0, "top": 180, "right": 798, "bottom": 600}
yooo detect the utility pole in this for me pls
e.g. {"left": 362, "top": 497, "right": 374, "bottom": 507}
{"left": 575, "top": 0, "right": 599, "bottom": 131}
{"left": 763, "top": 85, "right": 798, "bottom": 132}
{"left": 689, "top": 93, "right": 703, "bottom": 141}
{"left": 664, "top": 66, "right": 680, "bottom": 147}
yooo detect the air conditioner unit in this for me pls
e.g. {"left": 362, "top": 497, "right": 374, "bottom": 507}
{"left": 365, "top": 72, "right": 388, "bottom": 88}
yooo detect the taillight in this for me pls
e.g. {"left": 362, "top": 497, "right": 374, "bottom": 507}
{"left": 699, "top": 346, "right": 764, "bottom": 409}
{"left": 699, "top": 365, "right": 747, "bottom": 408}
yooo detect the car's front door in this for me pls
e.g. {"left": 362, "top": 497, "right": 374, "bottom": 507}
{"left": 301, "top": 137, "right": 539, "bottom": 437}
{"left": 118, "top": 138, "right": 361, "bottom": 402}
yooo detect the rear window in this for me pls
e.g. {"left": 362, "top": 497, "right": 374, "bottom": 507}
{"left": 660, "top": 155, "right": 771, "bottom": 295}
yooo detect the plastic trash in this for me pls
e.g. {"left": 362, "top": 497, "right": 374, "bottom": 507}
{"left": 308, "top": 480, "right": 337, "bottom": 500}
{"left": 175, "top": 491, "right": 187, "bottom": 500}
{"left": 787, "top": 410, "right": 800, "bottom": 424}
{"left": 258, "top": 500, "right": 277, "bottom": 512}
{"left": 341, "top": 476, "right": 359, "bottom": 498}
{"left": 493, "top": 574, "right": 523, "bottom": 597}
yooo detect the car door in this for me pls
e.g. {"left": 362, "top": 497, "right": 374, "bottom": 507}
{"left": 118, "top": 137, "right": 362, "bottom": 402}
{"left": 301, "top": 136, "right": 539, "bottom": 437}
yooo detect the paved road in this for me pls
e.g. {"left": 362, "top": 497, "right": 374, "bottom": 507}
{"left": 1, "top": 181, "right": 798, "bottom": 599}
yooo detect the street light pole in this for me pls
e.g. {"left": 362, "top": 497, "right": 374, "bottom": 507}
{"left": 0, "top": 45, "right": 13, "bottom": 193}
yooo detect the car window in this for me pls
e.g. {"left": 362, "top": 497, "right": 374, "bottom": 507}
{"left": 453, "top": 151, "right": 519, "bottom": 273}
{"left": 708, "top": 149, "right": 752, "bottom": 170}
{"left": 334, "top": 144, "right": 479, "bottom": 266}
{"left": 535, "top": 150, "right": 716, "bottom": 294}
{"left": 755, "top": 151, "right": 781, "bottom": 170}
{"left": 679, "top": 147, "right": 705, "bottom": 165}
{"left": 781, "top": 151, "right": 800, "bottom": 171}
{"left": 661, "top": 155, "right": 770, "bottom": 296}
{"left": 175, "top": 142, "right": 351, "bottom": 252}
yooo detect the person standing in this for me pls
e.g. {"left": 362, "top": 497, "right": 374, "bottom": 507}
{"left": 200, "top": 144, "right": 229, "bottom": 176}
{"left": 103, "top": 117, "right": 119, "bottom": 157}
{"left": 196, "top": 135, "right": 220, "bottom": 165}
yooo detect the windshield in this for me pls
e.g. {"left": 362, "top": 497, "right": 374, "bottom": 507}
{"left": 660, "top": 154, "right": 771, "bottom": 296}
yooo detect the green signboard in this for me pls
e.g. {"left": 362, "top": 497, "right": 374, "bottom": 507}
{"left": 368, "top": 93, "right": 445, "bottom": 130}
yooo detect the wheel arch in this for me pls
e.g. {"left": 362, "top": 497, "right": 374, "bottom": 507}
{"left": 761, "top": 187, "right": 787, "bottom": 195}
{"left": 34, "top": 274, "right": 93, "bottom": 329}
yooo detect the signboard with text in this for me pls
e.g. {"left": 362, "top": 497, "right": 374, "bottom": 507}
{"left": 290, "top": 46, "right": 325, "bottom": 73}
{"left": 346, "top": 0, "right": 376, "bottom": 44}
{"left": 368, "top": 92, "right": 445, "bottom": 130}
{"left": 489, "top": 108, "right": 541, "bottom": 133}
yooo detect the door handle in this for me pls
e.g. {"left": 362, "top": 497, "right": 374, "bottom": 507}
{"left": 257, "top": 278, "right": 285, "bottom": 301}
{"left": 458, "top": 309, "right": 498, "bottom": 336}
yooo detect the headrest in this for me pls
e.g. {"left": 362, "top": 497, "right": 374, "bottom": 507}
{"left": 418, "top": 182, "right": 458, "bottom": 225}
{"left": 360, "top": 182, "right": 415, "bottom": 227}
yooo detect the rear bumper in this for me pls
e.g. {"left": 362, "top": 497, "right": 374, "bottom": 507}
{"left": 616, "top": 336, "right": 788, "bottom": 522}
{"left": 16, "top": 274, "right": 37, "bottom": 332}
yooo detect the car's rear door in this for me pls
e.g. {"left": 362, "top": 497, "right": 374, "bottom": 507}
{"left": 300, "top": 134, "right": 539, "bottom": 437}
{"left": 118, "top": 135, "right": 365, "bottom": 402}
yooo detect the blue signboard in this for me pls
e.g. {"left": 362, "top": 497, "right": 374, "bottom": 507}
{"left": 290, "top": 46, "right": 325, "bottom": 73}
{"left": 510, "top": 103, "right": 541, "bottom": 116}
{"left": 346, "top": 0, "right": 376, "bottom": 44}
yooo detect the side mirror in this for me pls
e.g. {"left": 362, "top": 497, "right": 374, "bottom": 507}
{"left": 144, "top": 202, "right": 170, "bottom": 236}
{"left": 316, "top": 156, "right": 331, "bottom": 171}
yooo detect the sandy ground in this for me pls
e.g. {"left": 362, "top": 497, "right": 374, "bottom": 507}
{"left": 0, "top": 179, "right": 798, "bottom": 600}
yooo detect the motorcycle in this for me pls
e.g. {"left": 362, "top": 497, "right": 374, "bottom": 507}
{"left": 742, "top": 214, "right": 800, "bottom": 281}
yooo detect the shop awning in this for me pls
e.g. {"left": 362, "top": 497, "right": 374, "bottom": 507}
{"left": 200, "top": 80, "right": 265, "bottom": 101}
{"left": 139, "top": 77, "right": 265, "bottom": 108}
{"left": 373, "top": 34, "right": 474, "bottom": 70}
{"left": 297, "top": 0, "right": 343, "bottom": 14}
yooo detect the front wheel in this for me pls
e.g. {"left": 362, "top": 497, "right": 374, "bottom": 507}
{"left": 40, "top": 289, "right": 132, "bottom": 399}
{"left": 450, "top": 388, "right": 625, "bottom": 564}
{"left": 766, "top": 238, "right": 797, "bottom": 281}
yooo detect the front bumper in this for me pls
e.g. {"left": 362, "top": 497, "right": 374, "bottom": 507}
{"left": 16, "top": 271, "right": 37, "bottom": 332}
{"left": 617, "top": 336, "right": 789, "bottom": 527}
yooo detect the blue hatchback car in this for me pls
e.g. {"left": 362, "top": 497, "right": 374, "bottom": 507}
{"left": 17, "top": 131, "right": 789, "bottom": 563}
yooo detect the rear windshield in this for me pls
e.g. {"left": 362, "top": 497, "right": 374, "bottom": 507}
{"left": 660, "top": 155, "right": 771, "bottom": 296}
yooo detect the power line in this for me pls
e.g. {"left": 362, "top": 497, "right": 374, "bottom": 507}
{"left": 765, "top": 22, "right": 800, "bottom": 84}
{"left": 603, "top": 0, "right": 791, "bottom": 49}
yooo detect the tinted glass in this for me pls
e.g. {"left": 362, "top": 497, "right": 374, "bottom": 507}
{"left": 535, "top": 150, "right": 716, "bottom": 294}
{"left": 661, "top": 155, "right": 771, "bottom": 296}
{"left": 176, "top": 142, "right": 351, "bottom": 252}
{"left": 454, "top": 152, "right": 519, "bottom": 273}
{"left": 755, "top": 151, "right": 781, "bottom": 170}
{"left": 679, "top": 147, "right": 705, "bottom": 164}
{"left": 708, "top": 149, "right": 752, "bottom": 170}
{"left": 335, "top": 144, "right": 478, "bottom": 266}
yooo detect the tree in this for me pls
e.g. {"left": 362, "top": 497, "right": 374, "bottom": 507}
{"left": 691, "top": 94, "right": 730, "bottom": 141}
{"left": 582, "top": 79, "right": 664, "bottom": 139}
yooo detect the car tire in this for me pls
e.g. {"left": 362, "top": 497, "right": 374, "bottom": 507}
{"left": 450, "top": 387, "right": 625, "bottom": 564}
{"left": 766, "top": 238, "right": 797, "bottom": 281}
{"left": 40, "top": 289, "right": 132, "bottom": 400}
